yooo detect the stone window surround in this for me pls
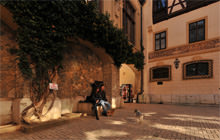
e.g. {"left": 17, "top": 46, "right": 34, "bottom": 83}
{"left": 150, "top": 65, "right": 172, "bottom": 82}
{"left": 183, "top": 60, "right": 213, "bottom": 80}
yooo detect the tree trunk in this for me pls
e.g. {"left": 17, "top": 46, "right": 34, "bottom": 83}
{"left": 22, "top": 90, "right": 56, "bottom": 124}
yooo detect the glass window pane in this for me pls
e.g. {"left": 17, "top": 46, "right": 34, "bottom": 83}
{"left": 189, "top": 23, "right": 196, "bottom": 30}
{"left": 155, "top": 34, "right": 160, "bottom": 39}
{"left": 123, "top": 11, "right": 127, "bottom": 34}
{"left": 130, "top": 22, "right": 135, "bottom": 43}
{"left": 198, "top": 63, "right": 208, "bottom": 75}
{"left": 161, "top": 32, "right": 166, "bottom": 38}
{"left": 189, "top": 30, "right": 196, "bottom": 43}
{"left": 128, "top": 20, "right": 131, "bottom": 41}
{"left": 155, "top": 40, "right": 160, "bottom": 50}
{"left": 197, "top": 20, "right": 204, "bottom": 27}
{"left": 197, "top": 28, "right": 205, "bottom": 41}
{"left": 161, "top": 0, "right": 166, "bottom": 8}
{"left": 153, "top": 67, "right": 169, "bottom": 79}
{"left": 157, "top": 1, "right": 161, "bottom": 10}
{"left": 186, "top": 63, "right": 197, "bottom": 76}
{"left": 161, "top": 39, "right": 166, "bottom": 49}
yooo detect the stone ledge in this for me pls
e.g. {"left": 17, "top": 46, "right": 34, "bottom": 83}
{"left": 0, "top": 124, "right": 20, "bottom": 134}
{"left": 21, "top": 113, "right": 82, "bottom": 133}
{"left": 77, "top": 102, "right": 103, "bottom": 116}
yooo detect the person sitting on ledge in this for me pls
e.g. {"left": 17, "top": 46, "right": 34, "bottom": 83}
{"left": 99, "top": 83, "right": 111, "bottom": 116}
{"left": 91, "top": 83, "right": 111, "bottom": 118}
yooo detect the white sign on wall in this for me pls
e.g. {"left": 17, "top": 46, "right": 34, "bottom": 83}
{"left": 49, "top": 83, "right": 58, "bottom": 90}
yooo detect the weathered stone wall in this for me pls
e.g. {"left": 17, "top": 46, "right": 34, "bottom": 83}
{"left": 0, "top": 21, "right": 30, "bottom": 99}
{"left": 57, "top": 44, "right": 103, "bottom": 98}
{"left": 0, "top": 21, "right": 16, "bottom": 125}
{"left": 0, "top": 6, "right": 121, "bottom": 125}
{"left": 0, "top": 21, "right": 17, "bottom": 98}
{"left": 0, "top": 18, "right": 120, "bottom": 106}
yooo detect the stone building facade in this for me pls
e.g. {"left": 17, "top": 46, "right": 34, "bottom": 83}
{"left": 142, "top": 0, "right": 220, "bottom": 104}
{"left": 98, "top": 0, "right": 143, "bottom": 96}
{"left": 0, "top": 4, "right": 122, "bottom": 125}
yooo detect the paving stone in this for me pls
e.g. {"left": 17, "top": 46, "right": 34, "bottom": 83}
{"left": 0, "top": 104, "right": 219, "bottom": 140}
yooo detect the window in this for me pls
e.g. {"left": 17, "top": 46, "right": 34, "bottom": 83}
{"left": 153, "top": 0, "right": 167, "bottom": 13}
{"left": 153, "top": 0, "right": 167, "bottom": 24}
{"left": 150, "top": 66, "right": 171, "bottom": 82}
{"left": 189, "top": 19, "right": 205, "bottom": 43}
{"left": 123, "top": 1, "right": 135, "bottom": 44}
{"left": 155, "top": 31, "right": 166, "bottom": 51}
{"left": 183, "top": 60, "right": 212, "bottom": 80}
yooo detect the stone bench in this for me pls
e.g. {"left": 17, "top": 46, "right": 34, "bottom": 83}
{"left": 77, "top": 102, "right": 103, "bottom": 116}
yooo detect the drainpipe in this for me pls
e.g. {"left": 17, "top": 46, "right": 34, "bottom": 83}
{"left": 137, "top": 0, "right": 146, "bottom": 103}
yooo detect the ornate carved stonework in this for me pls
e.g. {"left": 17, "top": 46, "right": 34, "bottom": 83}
{"left": 114, "top": 0, "right": 121, "bottom": 18}
{"left": 149, "top": 38, "right": 220, "bottom": 60}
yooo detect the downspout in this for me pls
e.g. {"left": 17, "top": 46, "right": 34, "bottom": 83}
{"left": 137, "top": 0, "right": 146, "bottom": 103}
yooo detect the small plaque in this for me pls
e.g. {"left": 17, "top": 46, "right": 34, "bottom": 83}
{"left": 49, "top": 83, "right": 58, "bottom": 90}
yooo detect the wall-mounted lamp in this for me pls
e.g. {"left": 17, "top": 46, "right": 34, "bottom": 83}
{"left": 174, "top": 58, "right": 180, "bottom": 69}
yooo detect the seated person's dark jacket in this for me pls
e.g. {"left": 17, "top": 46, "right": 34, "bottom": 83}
{"left": 90, "top": 91, "right": 107, "bottom": 104}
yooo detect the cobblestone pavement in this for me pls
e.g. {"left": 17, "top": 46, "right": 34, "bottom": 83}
{"left": 0, "top": 104, "right": 220, "bottom": 140}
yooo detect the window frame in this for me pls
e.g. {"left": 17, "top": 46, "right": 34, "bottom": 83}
{"left": 183, "top": 60, "right": 213, "bottom": 80}
{"left": 123, "top": 0, "right": 136, "bottom": 44}
{"left": 154, "top": 31, "right": 167, "bottom": 51}
{"left": 189, "top": 19, "right": 205, "bottom": 43}
{"left": 150, "top": 65, "right": 172, "bottom": 82}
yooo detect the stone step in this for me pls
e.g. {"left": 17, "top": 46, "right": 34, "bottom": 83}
{"left": 0, "top": 124, "right": 21, "bottom": 134}
{"left": 62, "top": 113, "right": 83, "bottom": 119}
{"left": 21, "top": 113, "right": 82, "bottom": 133}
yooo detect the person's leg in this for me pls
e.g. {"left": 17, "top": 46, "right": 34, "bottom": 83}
{"left": 92, "top": 103, "right": 99, "bottom": 120}
{"left": 101, "top": 101, "right": 111, "bottom": 116}
{"left": 104, "top": 101, "right": 111, "bottom": 110}
{"left": 107, "top": 101, "right": 111, "bottom": 109}
{"left": 99, "top": 100, "right": 108, "bottom": 116}
{"left": 99, "top": 100, "right": 107, "bottom": 112}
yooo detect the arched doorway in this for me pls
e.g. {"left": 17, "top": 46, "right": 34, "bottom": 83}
{"left": 120, "top": 64, "right": 140, "bottom": 103}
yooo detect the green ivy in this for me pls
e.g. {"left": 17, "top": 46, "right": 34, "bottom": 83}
{"left": 2, "top": 0, "right": 144, "bottom": 81}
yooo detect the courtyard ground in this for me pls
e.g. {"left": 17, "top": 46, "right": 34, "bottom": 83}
{"left": 0, "top": 103, "right": 219, "bottom": 140}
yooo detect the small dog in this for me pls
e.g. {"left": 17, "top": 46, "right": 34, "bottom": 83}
{"left": 134, "top": 109, "right": 144, "bottom": 123}
{"left": 107, "top": 109, "right": 115, "bottom": 116}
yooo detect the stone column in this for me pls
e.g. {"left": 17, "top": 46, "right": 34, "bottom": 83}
{"left": 103, "top": 64, "right": 121, "bottom": 109}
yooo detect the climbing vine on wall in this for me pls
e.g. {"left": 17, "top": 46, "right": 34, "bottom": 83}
{"left": 1, "top": 0, "right": 144, "bottom": 123}
{"left": 2, "top": 0, "right": 144, "bottom": 73}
